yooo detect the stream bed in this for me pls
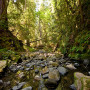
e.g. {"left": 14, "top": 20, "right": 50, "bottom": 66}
{"left": 0, "top": 51, "right": 90, "bottom": 90}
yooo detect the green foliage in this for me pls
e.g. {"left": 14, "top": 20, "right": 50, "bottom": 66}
{"left": 0, "top": 48, "right": 18, "bottom": 60}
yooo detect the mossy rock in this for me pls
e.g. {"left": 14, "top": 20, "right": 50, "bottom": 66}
{"left": 74, "top": 72, "right": 90, "bottom": 90}
{"left": 11, "top": 55, "right": 21, "bottom": 63}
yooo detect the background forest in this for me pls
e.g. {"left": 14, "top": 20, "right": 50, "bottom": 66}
{"left": 0, "top": 0, "right": 90, "bottom": 59}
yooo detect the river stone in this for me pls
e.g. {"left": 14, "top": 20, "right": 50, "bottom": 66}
{"left": 57, "top": 66, "right": 68, "bottom": 75}
{"left": 74, "top": 72, "right": 90, "bottom": 90}
{"left": 83, "top": 59, "right": 90, "bottom": 66}
{"left": 45, "top": 79, "right": 58, "bottom": 89}
{"left": 66, "top": 64, "right": 76, "bottom": 70}
{"left": 42, "top": 74, "right": 48, "bottom": 79}
{"left": 74, "top": 63, "right": 80, "bottom": 67}
{"left": 0, "top": 80, "right": 3, "bottom": 85}
{"left": 9, "top": 65, "right": 18, "bottom": 72}
{"left": 41, "top": 66, "right": 49, "bottom": 75}
{"left": 70, "top": 84, "right": 76, "bottom": 90}
{"left": 25, "top": 68, "right": 30, "bottom": 71}
{"left": 22, "top": 86, "right": 32, "bottom": 90}
{"left": 12, "top": 82, "right": 26, "bottom": 90}
{"left": 18, "top": 72, "right": 25, "bottom": 79}
{"left": 0, "top": 60, "right": 7, "bottom": 72}
{"left": 19, "top": 67, "right": 24, "bottom": 70}
{"left": 35, "top": 69, "right": 39, "bottom": 74}
{"left": 41, "top": 64, "right": 45, "bottom": 68}
{"left": 59, "top": 58, "right": 66, "bottom": 63}
{"left": 49, "top": 61, "right": 59, "bottom": 67}
{"left": 48, "top": 68, "right": 60, "bottom": 81}
{"left": 88, "top": 71, "right": 90, "bottom": 76}
{"left": 34, "top": 75, "right": 41, "bottom": 81}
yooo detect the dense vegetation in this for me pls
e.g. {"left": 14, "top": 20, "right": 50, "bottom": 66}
{"left": 0, "top": 0, "right": 90, "bottom": 59}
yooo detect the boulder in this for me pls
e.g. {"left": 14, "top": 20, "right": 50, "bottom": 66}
{"left": 48, "top": 68, "right": 60, "bottom": 81}
{"left": 74, "top": 72, "right": 90, "bottom": 90}
{"left": 0, "top": 60, "right": 7, "bottom": 72}
{"left": 57, "top": 66, "right": 68, "bottom": 75}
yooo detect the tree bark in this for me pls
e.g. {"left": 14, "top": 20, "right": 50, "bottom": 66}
{"left": 0, "top": 0, "right": 8, "bottom": 31}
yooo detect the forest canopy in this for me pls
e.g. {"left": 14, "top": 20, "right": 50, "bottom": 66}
{"left": 0, "top": 0, "right": 90, "bottom": 59}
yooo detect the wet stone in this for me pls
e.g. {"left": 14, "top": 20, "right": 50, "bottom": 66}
{"left": 19, "top": 67, "right": 24, "bottom": 70}
{"left": 66, "top": 64, "right": 76, "bottom": 70}
{"left": 34, "top": 75, "right": 41, "bottom": 81}
{"left": 41, "top": 64, "right": 45, "bottom": 68}
{"left": 25, "top": 68, "right": 30, "bottom": 71}
{"left": 74, "top": 63, "right": 80, "bottom": 67}
{"left": 42, "top": 74, "right": 48, "bottom": 79}
{"left": 57, "top": 66, "right": 68, "bottom": 75}
{"left": 12, "top": 82, "right": 26, "bottom": 90}
{"left": 35, "top": 69, "right": 39, "bottom": 74}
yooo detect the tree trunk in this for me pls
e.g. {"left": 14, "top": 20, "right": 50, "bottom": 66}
{"left": 0, "top": 0, "right": 8, "bottom": 31}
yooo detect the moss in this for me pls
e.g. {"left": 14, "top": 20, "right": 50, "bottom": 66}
{"left": 85, "top": 78, "right": 90, "bottom": 89}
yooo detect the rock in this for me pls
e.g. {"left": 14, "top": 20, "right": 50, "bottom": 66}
{"left": 34, "top": 75, "right": 41, "bottom": 81}
{"left": 26, "top": 63, "right": 31, "bottom": 67}
{"left": 9, "top": 65, "right": 17, "bottom": 72}
{"left": 25, "top": 68, "right": 30, "bottom": 71}
{"left": 11, "top": 55, "right": 22, "bottom": 63}
{"left": 4, "top": 81, "right": 10, "bottom": 87}
{"left": 74, "top": 63, "right": 80, "bottom": 67}
{"left": 22, "top": 86, "right": 32, "bottom": 90}
{"left": 48, "top": 68, "right": 60, "bottom": 81}
{"left": 12, "top": 82, "right": 26, "bottom": 90}
{"left": 88, "top": 71, "right": 90, "bottom": 76}
{"left": 35, "top": 69, "right": 39, "bottom": 74}
{"left": 45, "top": 79, "right": 58, "bottom": 89}
{"left": 66, "top": 64, "right": 76, "bottom": 70}
{"left": 19, "top": 67, "right": 24, "bottom": 70}
{"left": 59, "top": 58, "right": 66, "bottom": 63}
{"left": 41, "top": 64, "right": 45, "bottom": 68}
{"left": 57, "top": 66, "right": 68, "bottom": 75}
{"left": 74, "top": 72, "right": 90, "bottom": 90}
{"left": 26, "top": 62, "right": 35, "bottom": 68}
{"left": 41, "top": 66, "right": 49, "bottom": 75}
{"left": 83, "top": 59, "right": 90, "bottom": 66}
{"left": 0, "top": 60, "right": 7, "bottom": 72}
{"left": 49, "top": 61, "right": 59, "bottom": 67}
{"left": 70, "top": 84, "right": 76, "bottom": 90}
{"left": 42, "top": 74, "right": 48, "bottom": 79}
{"left": 18, "top": 72, "right": 25, "bottom": 78}
{"left": 0, "top": 80, "right": 3, "bottom": 85}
